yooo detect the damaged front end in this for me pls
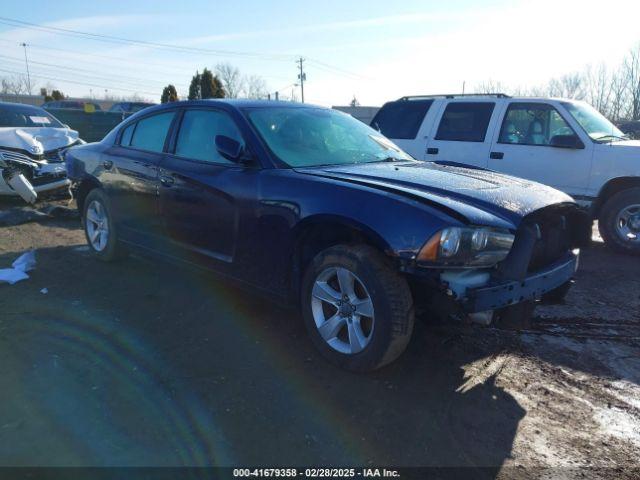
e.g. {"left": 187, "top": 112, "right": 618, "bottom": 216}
{"left": 410, "top": 204, "right": 592, "bottom": 325}
{"left": 0, "top": 145, "right": 74, "bottom": 203}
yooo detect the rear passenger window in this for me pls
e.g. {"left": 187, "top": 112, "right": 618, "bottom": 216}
{"left": 435, "top": 102, "right": 495, "bottom": 142}
{"left": 120, "top": 123, "right": 135, "bottom": 146}
{"left": 129, "top": 112, "right": 175, "bottom": 152}
{"left": 370, "top": 100, "right": 433, "bottom": 139}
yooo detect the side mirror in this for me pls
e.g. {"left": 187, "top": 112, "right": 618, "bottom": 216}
{"left": 215, "top": 135, "right": 245, "bottom": 162}
{"left": 549, "top": 134, "right": 584, "bottom": 149}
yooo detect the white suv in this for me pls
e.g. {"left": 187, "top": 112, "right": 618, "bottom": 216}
{"left": 371, "top": 94, "right": 640, "bottom": 254}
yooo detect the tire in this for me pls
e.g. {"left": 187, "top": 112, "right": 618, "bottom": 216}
{"left": 82, "top": 189, "right": 126, "bottom": 262}
{"left": 301, "top": 244, "right": 414, "bottom": 372}
{"left": 598, "top": 187, "right": 640, "bottom": 255}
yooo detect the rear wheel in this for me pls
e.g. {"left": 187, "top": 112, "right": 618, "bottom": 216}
{"left": 83, "top": 189, "right": 125, "bottom": 262}
{"left": 301, "top": 244, "right": 414, "bottom": 372}
{"left": 598, "top": 187, "right": 640, "bottom": 255}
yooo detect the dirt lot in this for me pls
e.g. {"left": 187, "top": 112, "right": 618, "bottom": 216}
{"left": 0, "top": 203, "right": 639, "bottom": 478}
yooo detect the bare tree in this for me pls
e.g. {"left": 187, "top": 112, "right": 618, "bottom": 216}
{"left": 0, "top": 74, "right": 31, "bottom": 95}
{"left": 215, "top": 63, "right": 245, "bottom": 98}
{"left": 474, "top": 79, "right": 509, "bottom": 94}
{"left": 584, "top": 64, "right": 612, "bottom": 117}
{"left": 546, "top": 72, "right": 585, "bottom": 99}
{"left": 623, "top": 43, "right": 640, "bottom": 120}
{"left": 608, "top": 70, "right": 629, "bottom": 121}
{"left": 244, "top": 75, "right": 268, "bottom": 99}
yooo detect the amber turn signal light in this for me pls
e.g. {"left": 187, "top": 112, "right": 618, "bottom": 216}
{"left": 416, "top": 231, "right": 441, "bottom": 262}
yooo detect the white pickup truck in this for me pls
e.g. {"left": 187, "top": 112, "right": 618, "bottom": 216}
{"left": 371, "top": 94, "right": 640, "bottom": 254}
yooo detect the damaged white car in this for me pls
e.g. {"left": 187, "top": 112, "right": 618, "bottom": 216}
{"left": 0, "top": 102, "right": 82, "bottom": 203}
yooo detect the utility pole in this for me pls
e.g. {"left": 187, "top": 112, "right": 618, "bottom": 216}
{"left": 297, "top": 57, "right": 306, "bottom": 103}
{"left": 20, "top": 43, "right": 31, "bottom": 95}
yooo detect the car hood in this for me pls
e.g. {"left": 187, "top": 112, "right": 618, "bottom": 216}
{"left": 296, "top": 161, "right": 575, "bottom": 228}
{"left": 608, "top": 139, "right": 640, "bottom": 148}
{"left": 0, "top": 127, "right": 80, "bottom": 154}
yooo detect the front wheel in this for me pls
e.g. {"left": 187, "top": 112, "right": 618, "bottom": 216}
{"left": 301, "top": 244, "right": 414, "bottom": 372}
{"left": 598, "top": 187, "right": 640, "bottom": 255}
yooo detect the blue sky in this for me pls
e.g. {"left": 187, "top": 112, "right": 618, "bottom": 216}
{"left": 0, "top": 0, "right": 639, "bottom": 105}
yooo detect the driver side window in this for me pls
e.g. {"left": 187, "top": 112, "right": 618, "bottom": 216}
{"left": 498, "top": 103, "right": 574, "bottom": 146}
{"left": 174, "top": 109, "right": 244, "bottom": 164}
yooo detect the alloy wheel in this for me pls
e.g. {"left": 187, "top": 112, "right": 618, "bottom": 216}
{"left": 310, "top": 267, "right": 375, "bottom": 355}
{"left": 86, "top": 200, "right": 109, "bottom": 252}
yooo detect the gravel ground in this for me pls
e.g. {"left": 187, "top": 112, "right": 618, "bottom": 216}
{"left": 0, "top": 203, "right": 638, "bottom": 478}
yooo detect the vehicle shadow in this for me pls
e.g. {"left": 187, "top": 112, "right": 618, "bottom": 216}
{"left": 0, "top": 242, "right": 635, "bottom": 473}
{"left": 0, "top": 199, "right": 79, "bottom": 229}
{"left": 0, "top": 245, "right": 525, "bottom": 475}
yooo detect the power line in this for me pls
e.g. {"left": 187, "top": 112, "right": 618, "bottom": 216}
{"left": 0, "top": 16, "right": 293, "bottom": 61}
{"left": 0, "top": 16, "right": 368, "bottom": 81}
{"left": 0, "top": 53, "right": 189, "bottom": 91}
{"left": 0, "top": 66, "right": 157, "bottom": 96}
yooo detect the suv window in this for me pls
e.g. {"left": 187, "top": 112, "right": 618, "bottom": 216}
{"left": 129, "top": 112, "right": 175, "bottom": 152}
{"left": 499, "top": 103, "right": 574, "bottom": 146}
{"left": 370, "top": 100, "right": 433, "bottom": 139}
{"left": 435, "top": 102, "right": 495, "bottom": 142}
{"left": 174, "top": 109, "right": 243, "bottom": 164}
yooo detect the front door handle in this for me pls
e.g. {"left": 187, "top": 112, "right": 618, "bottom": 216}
{"left": 103, "top": 160, "right": 113, "bottom": 169}
{"left": 426, "top": 147, "right": 439, "bottom": 155}
{"left": 159, "top": 175, "right": 175, "bottom": 187}
{"left": 490, "top": 151, "right": 504, "bottom": 160}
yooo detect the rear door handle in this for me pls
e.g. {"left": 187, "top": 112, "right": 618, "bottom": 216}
{"left": 490, "top": 151, "right": 504, "bottom": 160}
{"left": 103, "top": 160, "right": 113, "bottom": 169}
{"left": 426, "top": 148, "right": 439, "bottom": 155}
{"left": 159, "top": 175, "right": 175, "bottom": 187}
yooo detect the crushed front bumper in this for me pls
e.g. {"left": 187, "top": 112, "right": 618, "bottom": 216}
{"left": 462, "top": 252, "right": 579, "bottom": 313}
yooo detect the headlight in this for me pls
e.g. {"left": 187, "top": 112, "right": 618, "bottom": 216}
{"left": 417, "top": 227, "right": 515, "bottom": 267}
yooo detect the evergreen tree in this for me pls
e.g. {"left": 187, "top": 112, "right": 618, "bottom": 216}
{"left": 200, "top": 68, "right": 225, "bottom": 99}
{"left": 161, "top": 84, "right": 178, "bottom": 103}
{"left": 188, "top": 71, "right": 201, "bottom": 100}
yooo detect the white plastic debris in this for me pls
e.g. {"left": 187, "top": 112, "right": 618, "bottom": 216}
{"left": 40, "top": 287, "right": 48, "bottom": 294}
{"left": 0, "top": 250, "right": 36, "bottom": 285}
{"left": 7, "top": 173, "right": 37, "bottom": 204}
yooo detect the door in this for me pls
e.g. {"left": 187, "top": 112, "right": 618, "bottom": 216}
{"left": 425, "top": 101, "right": 499, "bottom": 167}
{"left": 102, "top": 110, "right": 176, "bottom": 245}
{"left": 157, "top": 107, "right": 259, "bottom": 274}
{"left": 487, "top": 102, "right": 593, "bottom": 195}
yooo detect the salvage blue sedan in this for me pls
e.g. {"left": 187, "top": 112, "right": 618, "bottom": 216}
{"left": 65, "top": 100, "right": 591, "bottom": 371}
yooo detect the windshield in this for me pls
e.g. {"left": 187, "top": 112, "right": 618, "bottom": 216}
{"left": 562, "top": 101, "right": 625, "bottom": 142}
{"left": 246, "top": 106, "right": 414, "bottom": 167}
{"left": 0, "top": 104, "right": 64, "bottom": 128}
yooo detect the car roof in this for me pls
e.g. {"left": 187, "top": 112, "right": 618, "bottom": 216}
{"left": 0, "top": 101, "right": 47, "bottom": 113}
{"left": 143, "top": 99, "right": 321, "bottom": 114}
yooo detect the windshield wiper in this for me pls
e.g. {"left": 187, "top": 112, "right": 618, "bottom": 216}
{"left": 594, "top": 134, "right": 629, "bottom": 143}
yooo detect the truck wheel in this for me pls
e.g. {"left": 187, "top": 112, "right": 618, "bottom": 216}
{"left": 598, "top": 187, "right": 640, "bottom": 255}
{"left": 83, "top": 189, "right": 126, "bottom": 262}
{"left": 301, "top": 244, "right": 414, "bottom": 372}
